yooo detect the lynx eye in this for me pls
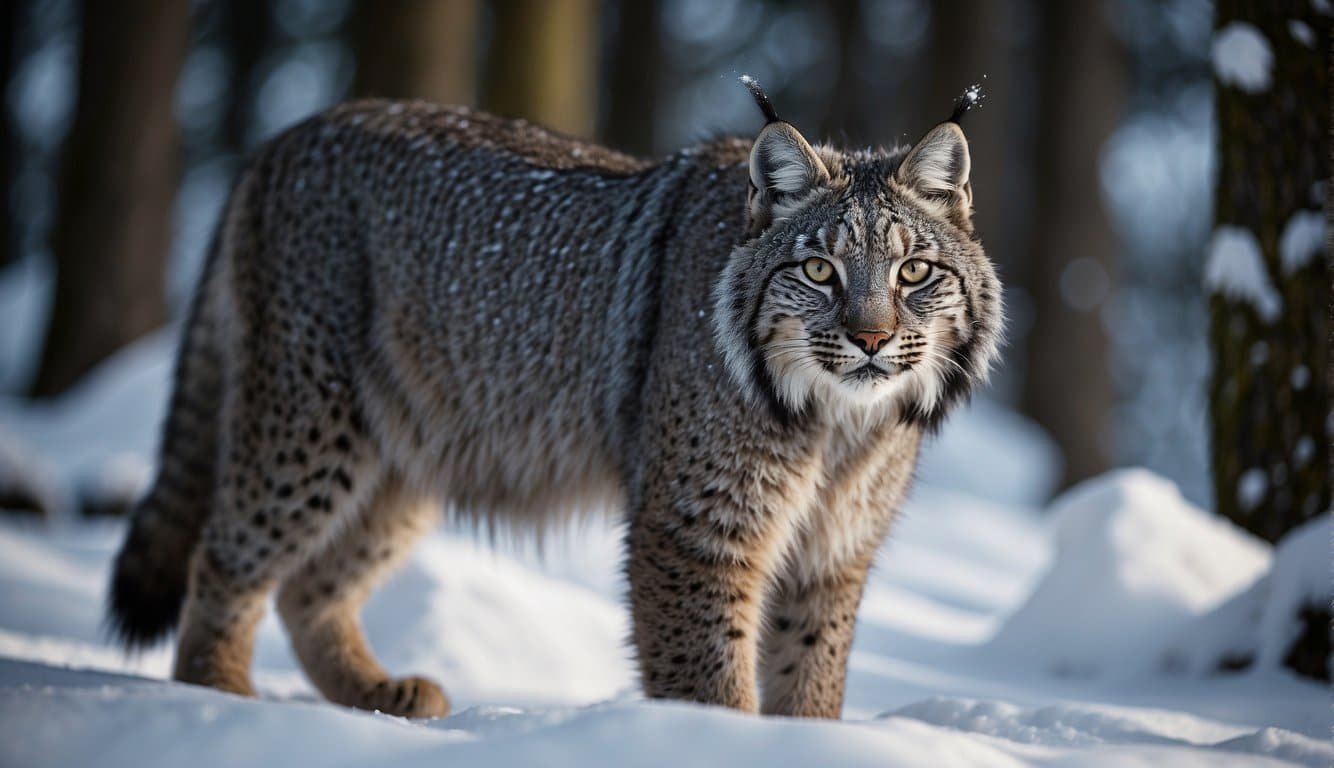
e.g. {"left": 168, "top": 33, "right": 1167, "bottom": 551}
{"left": 802, "top": 257, "right": 835, "bottom": 284}
{"left": 898, "top": 259, "right": 931, "bottom": 285}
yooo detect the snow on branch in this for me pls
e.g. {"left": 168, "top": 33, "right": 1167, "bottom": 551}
{"left": 1211, "top": 22, "right": 1274, "bottom": 93}
{"left": 1279, "top": 209, "right": 1325, "bottom": 275}
{"left": 1204, "top": 226, "right": 1281, "bottom": 321}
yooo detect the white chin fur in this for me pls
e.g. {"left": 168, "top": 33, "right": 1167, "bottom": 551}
{"left": 768, "top": 355, "right": 941, "bottom": 426}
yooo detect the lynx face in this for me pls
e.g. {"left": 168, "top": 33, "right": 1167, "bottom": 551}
{"left": 715, "top": 119, "right": 1002, "bottom": 427}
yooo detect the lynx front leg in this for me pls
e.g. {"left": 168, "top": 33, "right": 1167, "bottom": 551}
{"left": 759, "top": 563, "right": 870, "bottom": 718}
{"left": 627, "top": 517, "right": 770, "bottom": 711}
{"left": 626, "top": 472, "right": 813, "bottom": 714}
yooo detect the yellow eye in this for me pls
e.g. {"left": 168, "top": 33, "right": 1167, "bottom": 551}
{"left": 899, "top": 259, "right": 931, "bottom": 285}
{"left": 803, "top": 257, "right": 835, "bottom": 284}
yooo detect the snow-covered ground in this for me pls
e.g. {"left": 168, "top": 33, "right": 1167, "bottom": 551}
{"left": 0, "top": 326, "right": 1329, "bottom": 767}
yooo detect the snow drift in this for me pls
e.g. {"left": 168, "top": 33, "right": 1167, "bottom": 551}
{"left": 987, "top": 469, "right": 1273, "bottom": 676}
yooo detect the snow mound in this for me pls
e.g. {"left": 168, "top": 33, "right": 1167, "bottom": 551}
{"left": 0, "top": 329, "right": 174, "bottom": 518}
{"left": 987, "top": 469, "right": 1271, "bottom": 675}
{"left": 356, "top": 533, "right": 634, "bottom": 705}
{"left": 1162, "top": 517, "right": 1331, "bottom": 675}
{"left": 892, "top": 697, "right": 1334, "bottom": 767}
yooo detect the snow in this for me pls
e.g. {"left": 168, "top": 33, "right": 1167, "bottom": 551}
{"left": 1162, "top": 516, "right": 1333, "bottom": 676}
{"left": 916, "top": 397, "right": 1062, "bottom": 506}
{"left": 1278, "top": 209, "right": 1324, "bottom": 275}
{"left": 1239, "top": 467, "right": 1269, "bottom": 511}
{"left": 0, "top": 256, "right": 53, "bottom": 394}
{"left": 987, "top": 469, "right": 1272, "bottom": 676}
{"left": 1255, "top": 518, "right": 1331, "bottom": 669}
{"left": 1204, "top": 226, "right": 1281, "bottom": 321}
{"left": 1287, "top": 20, "right": 1315, "bottom": 47}
{"left": 1212, "top": 23, "right": 1274, "bottom": 93}
{"left": 0, "top": 330, "right": 174, "bottom": 518}
{"left": 0, "top": 336, "right": 1330, "bottom": 766}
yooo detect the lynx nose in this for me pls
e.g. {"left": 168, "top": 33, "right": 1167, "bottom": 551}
{"left": 848, "top": 330, "right": 891, "bottom": 356}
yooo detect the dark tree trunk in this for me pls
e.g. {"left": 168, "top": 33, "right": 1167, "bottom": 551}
{"left": 223, "top": 0, "right": 274, "bottom": 157}
{"left": 926, "top": 0, "right": 1029, "bottom": 309}
{"left": 482, "top": 0, "right": 599, "bottom": 138}
{"left": 817, "top": 0, "right": 863, "bottom": 146}
{"left": 601, "top": 0, "right": 660, "bottom": 156}
{"left": 29, "top": 0, "right": 189, "bottom": 397}
{"left": 1209, "top": 2, "right": 1330, "bottom": 543}
{"left": 1019, "top": 0, "right": 1122, "bottom": 491}
{"left": 352, "top": 0, "right": 479, "bottom": 107}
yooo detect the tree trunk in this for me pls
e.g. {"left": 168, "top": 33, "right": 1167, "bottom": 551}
{"left": 601, "top": 0, "right": 660, "bottom": 155}
{"left": 817, "top": 0, "right": 863, "bottom": 146}
{"left": 927, "top": 0, "right": 1028, "bottom": 313}
{"left": 0, "top": 0, "right": 19, "bottom": 268}
{"left": 1019, "top": 0, "right": 1122, "bottom": 491}
{"left": 352, "top": 0, "right": 479, "bottom": 107}
{"left": 29, "top": 0, "right": 188, "bottom": 397}
{"left": 223, "top": 0, "right": 274, "bottom": 157}
{"left": 1208, "top": 2, "right": 1329, "bottom": 543}
{"left": 483, "top": 0, "right": 599, "bottom": 138}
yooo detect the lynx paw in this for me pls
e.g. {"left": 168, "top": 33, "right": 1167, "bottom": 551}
{"left": 360, "top": 675, "right": 449, "bottom": 719}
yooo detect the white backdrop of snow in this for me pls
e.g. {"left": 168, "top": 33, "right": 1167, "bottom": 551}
{"left": 1211, "top": 22, "right": 1274, "bottom": 93}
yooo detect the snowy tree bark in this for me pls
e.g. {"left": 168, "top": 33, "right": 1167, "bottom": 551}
{"left": 1208, "top": 2, "right": 1329, "bottom": 544}
{"left": 29, "top": 0, "right": 188, "bottom": 397}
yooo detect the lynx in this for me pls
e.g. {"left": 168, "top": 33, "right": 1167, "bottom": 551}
{"left": 108, "top": 79, "right": 1002, "bottom": 719}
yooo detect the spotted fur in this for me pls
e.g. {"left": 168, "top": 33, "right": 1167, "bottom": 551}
{"left": 107, "top": 94, "right": 1002, "bottom": 720}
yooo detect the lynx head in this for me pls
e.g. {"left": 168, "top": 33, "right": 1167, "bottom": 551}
{"left": 714, "top": 78, "right": 1002, "bottom": 429}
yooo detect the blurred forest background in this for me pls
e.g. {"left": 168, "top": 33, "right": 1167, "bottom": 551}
{"left": 0, "top": 0, "right": 1326, "bottom": 542}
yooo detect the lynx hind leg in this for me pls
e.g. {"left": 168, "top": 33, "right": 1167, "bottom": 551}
{"left": 173, "top": 374, "right": 378, "bottom": 696}
{"left": 277, "top": 473, "right": 447, "bottom": 718}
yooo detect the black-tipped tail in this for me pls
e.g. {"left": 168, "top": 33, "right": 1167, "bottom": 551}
{"left": 740, "top": 75, "right": 780, "bottom": 124}
{"left": 106, "top": 504, "right": 192, "bottom": 649}
{"left": 106, "top": 187, "right": 230, "bottom": 650}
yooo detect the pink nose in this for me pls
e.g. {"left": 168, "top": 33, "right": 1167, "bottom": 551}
{"left": 849, "top": 330, "right": 891, "bottom": 355}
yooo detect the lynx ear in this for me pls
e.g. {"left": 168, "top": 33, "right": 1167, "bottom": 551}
{"left": 896, "top": 122, "right": 973, "bottom": 228}
{"left": 748, "top": 121, "right": 829, "bottom": 229}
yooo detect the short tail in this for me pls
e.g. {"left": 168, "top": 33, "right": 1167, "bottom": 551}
{"left": 106, "top": 197, "right": 234, "bottom": 649}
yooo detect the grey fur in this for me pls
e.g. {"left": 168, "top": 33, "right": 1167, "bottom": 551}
{"left": 108, "top": 98, "right": 1002, "bottom": 719}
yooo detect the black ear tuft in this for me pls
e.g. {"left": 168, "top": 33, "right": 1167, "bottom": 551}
{"left": 948, "top": 83, "right": 985, "bottom": 125}
{"left": 739, "top": 75, "right": 780, "bottom": 124}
